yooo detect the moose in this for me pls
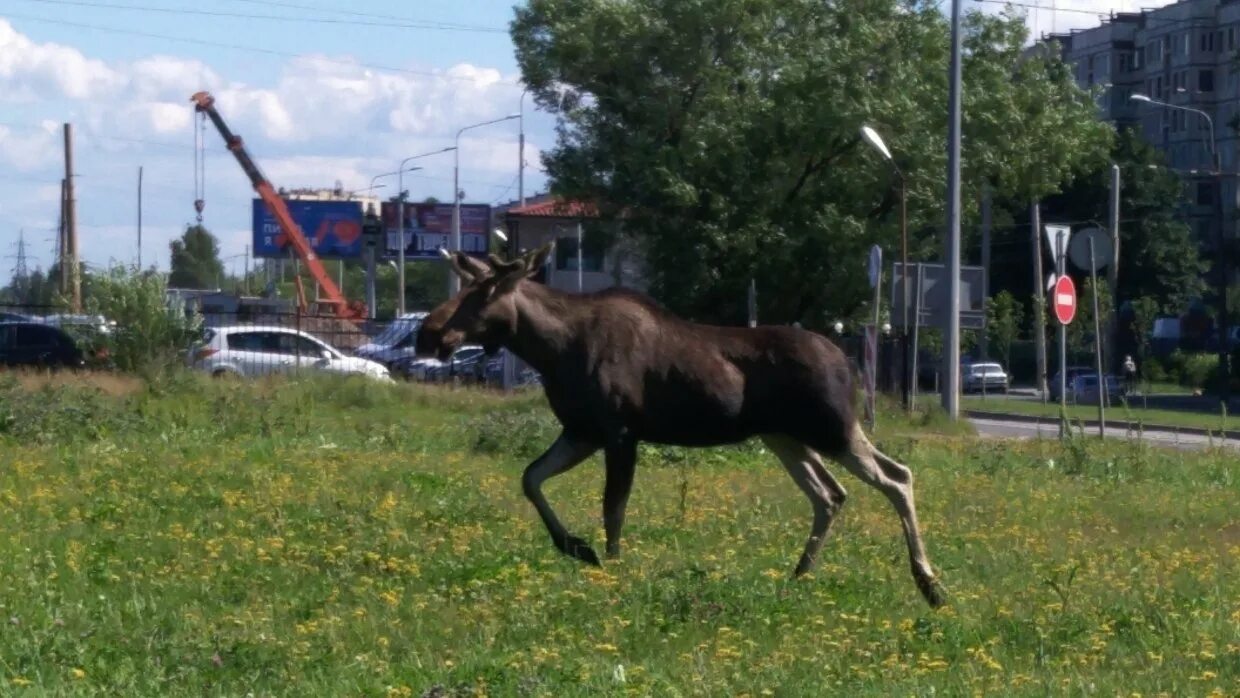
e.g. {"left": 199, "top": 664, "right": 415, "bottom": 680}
{"left": 417, "top": 243, "right": 945, "bottom": 607}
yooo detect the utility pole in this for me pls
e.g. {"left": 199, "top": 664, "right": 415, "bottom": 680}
{"left": 58, "top": 178, "right": 68, "bottom": 296}
{"left": 1107, "top": 165, "right": 1120, "bottom": 372}
{"left": 942, "top": 0, "right": 964, "bottom": 418}
{"left": 63, "top": 123, "right": 80, "bottom": 312}
{"left": 1032, "top": 202, "right": 1048, "bottom": 402}
{"left": 980, "top": 185, "right": 992, "bottom": 360}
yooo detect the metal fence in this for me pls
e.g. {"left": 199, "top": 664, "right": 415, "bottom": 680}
{"left": 0, "top": 301, "right": 540, "bottom": 388}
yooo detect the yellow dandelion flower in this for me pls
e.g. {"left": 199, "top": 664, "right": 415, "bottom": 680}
{"left": 71, "top": 668, "right": 86, "bottom": 680}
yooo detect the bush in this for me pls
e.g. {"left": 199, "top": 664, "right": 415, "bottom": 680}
{"left": 83, "top": 266, "right": 203, "bottom": 373}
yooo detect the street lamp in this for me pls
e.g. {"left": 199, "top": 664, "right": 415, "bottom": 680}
{"left": 453, "top": 114, "right": 521, "bottom": 296}
{"left": 861, "top": 124, "right": 911, "bottom": 410}
{"left": 519, "top": 88, "right": 529, "bottom": 209}
{"left": 1131, "top": 93, "right": 1230, "bottom": 401}
{"left": 394, "top": 147, "right": 456, "bottom": 315}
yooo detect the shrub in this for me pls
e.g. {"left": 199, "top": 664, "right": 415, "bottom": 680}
{"left": 83, "top": 266, "right": 203, "bottom": 373}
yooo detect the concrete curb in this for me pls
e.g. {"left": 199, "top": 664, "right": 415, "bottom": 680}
{"left": 964, "top": 409, "right": 1240, "bottom": 441}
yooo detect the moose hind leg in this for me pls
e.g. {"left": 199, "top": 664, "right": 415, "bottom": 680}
{"left": 522, "top": 432, "right": 601, "bottom": 566}
{"left": 603, "top": 439, "right": 637, "bottom": 559}
{"left": 761, "top": 435, "right": 847, "bottom": 577}
{"left": 833, "top": 424, "right": 945, "bottom": 608}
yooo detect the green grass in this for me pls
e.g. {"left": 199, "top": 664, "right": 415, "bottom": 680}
{"left": 962, "top": 393, "right": 1238, "bottom": 433}
{"left": 0, "top": 373, "right": 1237, "bottom": 696}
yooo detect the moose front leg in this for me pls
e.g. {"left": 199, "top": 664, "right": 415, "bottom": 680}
{"left": 603, "top": 438, "right": 637, "bottom": 559}
{"left": 521, "top": 432, "right": 601, "bottom": 565}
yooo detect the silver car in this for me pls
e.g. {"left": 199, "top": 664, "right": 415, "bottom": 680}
{"left": 187, "top": 325, "right": 391, "bottom": 381}
{"left": 961, "top": 362, "right": 1009, "bottom": 393}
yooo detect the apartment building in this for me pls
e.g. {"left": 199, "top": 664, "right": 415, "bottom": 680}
{"left": 1040, "top": 0, "right": 1240, "bottom": 263}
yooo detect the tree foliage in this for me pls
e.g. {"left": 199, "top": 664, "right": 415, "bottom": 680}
{"left": 169, "top": 225, "right": 224, "bottom": 290}
{"left": 512, "top": 0, "right": 1111, "bottom": 326}
{"left": 986, "top": 290, "right": 1023, "bottom": 369}
{"left": 84, "top": 265, "right": 202, "bottom": 372}
{"left": 1039, "top": 127, "right": 1206, "bottom": 313}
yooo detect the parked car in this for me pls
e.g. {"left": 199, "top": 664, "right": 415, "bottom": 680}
{"left": 961, "top": 362, "right": 1009, "bottom": 393}
{"left": 1049, "top": 366, "right": 1094, "bottom": 401}
{"left": 0, "top": 321, "right": 96, "bottom": 370}
{"left": 395, "top": 344, "right": 486, "bottom": 382}
{"left": 187, "top": 325, "right": 391, "bottom": 381}
{"left": 37, "top": 313, "right": 115, "bottom": 336}
{"left": 1069, "top": 373, "right": 1122, "bottom": 405}
{"left": 354, "top": 312, "right": 428, "bottom": 369}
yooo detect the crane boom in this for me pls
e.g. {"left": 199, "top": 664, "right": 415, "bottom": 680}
{"left": 190, "top": 91, "right": 364, "bottom": 319}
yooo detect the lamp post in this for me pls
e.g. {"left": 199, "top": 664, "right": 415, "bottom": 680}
{"left": 519, "top": 88, "right": 528, "bottom": 209}
{"left": 1131, "top": 93, "right": 1229, "bottom": 402}
{"left": 860, "top": 125, "right": 911, "bottom": 411}
{"left": 453, "top": 114, "right": 520, "bottom": 297}
{"left": 393, "top": 147, "right": 456, "bottom": 316}
{"left": 367, "top": 166, "right": 422, "bottom": 318}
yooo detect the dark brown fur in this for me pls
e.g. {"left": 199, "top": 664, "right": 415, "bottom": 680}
{"left": 417, "top": 245, "right": 945, "bottom": 607}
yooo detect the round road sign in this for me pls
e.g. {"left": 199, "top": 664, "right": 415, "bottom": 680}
{"left": 1052, "top": 275, "right": 1076, "bottom": 325}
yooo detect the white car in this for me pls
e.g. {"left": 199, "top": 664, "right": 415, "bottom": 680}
{"left": 188, "top": 325, "right": 392, "bottom": 381}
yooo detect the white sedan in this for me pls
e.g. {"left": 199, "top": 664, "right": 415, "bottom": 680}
{"left": 187, "top": 325, "right": 392, "bottom": 381}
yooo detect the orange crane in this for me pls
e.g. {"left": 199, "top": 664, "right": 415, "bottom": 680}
{"left": 190, "top": 91, "right": 366, "bottom": 319}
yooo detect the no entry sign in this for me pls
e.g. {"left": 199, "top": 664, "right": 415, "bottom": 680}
{"left": 1053, "top": 275, "right": 1076, "bottom": 325}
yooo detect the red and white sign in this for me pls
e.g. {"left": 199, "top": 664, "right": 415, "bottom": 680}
{"left": 1052, "top": 275, "right": 1076, "bottom": 325}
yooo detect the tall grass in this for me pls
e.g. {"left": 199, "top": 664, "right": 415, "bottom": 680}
{"left": 0, "top": 374, "right": 1235, "bottom": 695}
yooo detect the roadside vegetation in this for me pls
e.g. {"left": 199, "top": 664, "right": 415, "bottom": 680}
{"left": 962, "top": 393, "right": 1238, "bottom": 434}
{"left": 0, "top": 372, "right": 1236, "bottom": 696}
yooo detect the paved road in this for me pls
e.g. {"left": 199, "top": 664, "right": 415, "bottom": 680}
{"left": 969, "top": 417, "right": 1240, "bottom": 451}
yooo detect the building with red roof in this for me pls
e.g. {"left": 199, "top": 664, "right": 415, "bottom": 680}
{"left": 495, "top": 194, "right": 645, "bottom": 294}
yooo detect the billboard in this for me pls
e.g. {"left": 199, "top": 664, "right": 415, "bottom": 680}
{"left": 380, "top": 202, "right": 491, "bottom": 259}
{"left": 252, "top": 199, "right": 364, "bottom": 259}
{"left": 889, "top": 262, "right": 987, "bottom": 330}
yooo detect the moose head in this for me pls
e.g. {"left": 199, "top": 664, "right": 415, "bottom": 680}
{"left": 415, "top": 242, "right": 555, "bottom": 361}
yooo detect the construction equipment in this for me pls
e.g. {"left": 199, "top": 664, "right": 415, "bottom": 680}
{"left": 190, "top": 91, "right": 366, "bottom": 319}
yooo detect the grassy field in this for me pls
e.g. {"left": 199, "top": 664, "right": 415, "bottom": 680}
{"left": 0, "top": 373, "right": 1237, "bottom": 696}
{"left": 962, "top": 393, "right": 1238, "bottom": 433}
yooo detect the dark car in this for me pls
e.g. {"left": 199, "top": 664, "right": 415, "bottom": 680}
{"left": 0, "top": 322, "right": 94, "bottom": 370}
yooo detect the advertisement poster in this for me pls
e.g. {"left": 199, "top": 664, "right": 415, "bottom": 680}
{"left": 252, "top": 199, "right": 364, "bottom": 259}
{"left": 379, "top": 202, "right": 491, "bottom": 259}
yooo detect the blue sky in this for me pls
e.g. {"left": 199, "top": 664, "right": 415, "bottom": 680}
{"left": 0, "top": 0, "right": 1174, "bottom": 280}
{"left": 0, "top": 0, "right": 557, "bottom": 277}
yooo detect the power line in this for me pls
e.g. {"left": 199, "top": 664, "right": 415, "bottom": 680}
{"left": 227, "top": 0, "right": 505, "bottom": 32}
{"left": 11, "top": 0, "right": 507, "bottom": 33}
{"left": 2, "top": 11, "right": 522, "bottom": 87}
{"left": 970, "top": 0, "right": 1106, "bottom": 17}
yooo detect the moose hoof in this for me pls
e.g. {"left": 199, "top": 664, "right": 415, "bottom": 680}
{"left": 560, "top": 536, "right": 601, "bottom": 566}
{"left": 918, "top": 574, "right": 947, "bottom": 609}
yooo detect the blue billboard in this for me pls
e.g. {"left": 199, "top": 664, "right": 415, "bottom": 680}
{"left": 252, "top": 199, "right": 364, "bottom": 259}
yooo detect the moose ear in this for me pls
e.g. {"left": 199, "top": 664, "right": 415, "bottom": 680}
{"left": 486, "top": 254, "right": 524, "bottom": 276}
{"left": 523, "top": 241, "right": 555, "bottom": 277}
{"left": 440, "top": 249, "right": 490, "bottom": 282}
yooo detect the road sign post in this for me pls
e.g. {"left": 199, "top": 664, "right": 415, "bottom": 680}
{"left": 1053, "top": 263, "right": 1076, "bottom": 439}
{"left": 867, "top": 245, "right": 882, "bottom": 431}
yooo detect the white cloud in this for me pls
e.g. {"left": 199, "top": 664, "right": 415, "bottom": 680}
{"left": 0, "top": 19, "right": 123, "bottom": 101}
{"left": 0, "top": 124, "right": 60, "bottom": 171}
{"left": 0, "top": 19, "right": 552, "bottom": 272}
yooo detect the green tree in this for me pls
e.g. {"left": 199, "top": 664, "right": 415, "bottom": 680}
{"left": 84, "top": 265, "right": 203, "bottom": 372}
{"left": 1038, "top": 127, "right": 1205, "bottom": 312}
{"left": 169, "top": 225, "right": 225, "bottom": 290}
{"left": 1129, "top": 295, "right": 1160, "bottom": 361}
{"left": 511, "top": 0, "right": 1110, "bottom": 326}
{"left": 986, "top": 290, "right": 1023, "bottom": 369}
